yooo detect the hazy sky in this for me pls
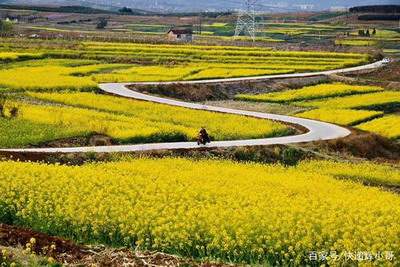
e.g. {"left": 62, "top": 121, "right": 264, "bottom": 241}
{"left": 6, "top": 0, "right": 399, "bottom": 11}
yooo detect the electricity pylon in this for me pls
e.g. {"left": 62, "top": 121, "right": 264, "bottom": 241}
{"left": 234, "top": 0, "right": 257, "bottom": 42}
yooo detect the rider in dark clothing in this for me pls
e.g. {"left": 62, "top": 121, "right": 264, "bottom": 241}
{"left": 198, "top": 127, "right": 211, "bottom": 145}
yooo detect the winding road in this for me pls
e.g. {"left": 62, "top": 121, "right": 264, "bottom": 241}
{"left": 0, "top": 59, "right": 386, "bottom": 154}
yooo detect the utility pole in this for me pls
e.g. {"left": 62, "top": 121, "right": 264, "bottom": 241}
{"left": 234, "top": 0, "right": 258, "bottom": 42}
{"left": 198, "top": 13, "right": 202, "bottom": 35}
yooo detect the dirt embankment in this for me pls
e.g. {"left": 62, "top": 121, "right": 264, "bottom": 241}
{"left": 0, "top": 224, "right": 231, "bottom": 267}
{"left": 305, "top": 130, "right": 400, "bottom": 164}
{"left": 35, "top": 134, "right": 115, "bottom": 148}
{"left": 342, "top": 60, "right": 400, "bottom": 88}
{"left": 129, "top": 76, "right": 329, "bottom": 102}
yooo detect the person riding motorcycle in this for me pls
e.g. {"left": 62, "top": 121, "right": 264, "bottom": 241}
{"left": 197, "top": 127, "right": 211, "bottom": 145}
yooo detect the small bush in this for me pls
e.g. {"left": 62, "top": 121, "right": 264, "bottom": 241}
{"left": 281, "top": 147, "right": 303, "bottom": 166}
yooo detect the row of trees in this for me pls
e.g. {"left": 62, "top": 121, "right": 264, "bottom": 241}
{"left": 358, "top": 28, "right": 377, "bottom": 37}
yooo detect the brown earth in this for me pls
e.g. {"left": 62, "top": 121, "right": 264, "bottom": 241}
{"left": 345, "top": 60, "right": 400, "bottom": 84}
{"left": 304, "top": 130, "right": 400, "bottom": 163}
{"left": 0, "top": 224, "right": 233, "bottom": 267}
{"left": 32, "top": 134, "right": 115, "bottom": 148}
{"left": 130, "top": 75, "right": 329, "bottom": 102}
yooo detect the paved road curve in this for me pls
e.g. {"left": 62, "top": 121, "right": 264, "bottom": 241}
{"left": 1, "top": 59, "right": 386, "bottom": 153}
{"left": 126, "top": 59, "right": 386, "bottom": 85}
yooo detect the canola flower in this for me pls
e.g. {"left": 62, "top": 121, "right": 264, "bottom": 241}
{"left": 0, "top": 56, "right": 367, "bottom": 90}
{"left": 186, "top": 68, "right": 294, "bottom": 80}
{"left": 0, "top": 158, "right": 399, "bottom": 265}
{"left": 236, "top": 83, "right": 383, "bottom": 103}
{"left": 234, "top": 83, "right": 399, "bottom": 138}
{"left": 27, "top": 92, "right": 291, "bottom": 140}
{"left": 296, "top": 109, "right": 383, "bottom": 126}
{"left": 356, "top": 115, "right": 400, "bottom": 139}
{"left": 335, "top": 39, "right": 378, "bottom": 46}
{"left": 0, "top": 38, "right": 370, "bottom": 91}
{"left": 90, "top": 59, "right": 366, "bottom": 83}
{"left": 82, "top": 41, "right": 368, "bottom": 61}
{"left": 0, "top": 65, "right": 97, "bottom": 91}
{"left": 296, "top": 90, "right": 400, "bottom": 138}
{"left": 0, "top": 95, "right": 290, "bottom": 147}
{"left": 92, "top": 65, "right": 204, "bottom": 83}
{"left": 298, "top": 91, "right": 400, "bottom": 109}
{"left": 297, "top": 160, "right": 400, "bottom": 187}
{"left": 0, "top": 58, "right": 130, "bottom": 91}
{"left": 0, "top": 52, "right": 43, "bottom": 61}
{"left": 372, "top": 30, "right": 400, "bottom": 38}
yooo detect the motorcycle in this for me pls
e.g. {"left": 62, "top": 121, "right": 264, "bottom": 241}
{"left": 197, "top": 133, "right": 211, "bottom": 145}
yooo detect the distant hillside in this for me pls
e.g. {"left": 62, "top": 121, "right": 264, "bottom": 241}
{"left": 350, "top": 5, "right": 400, "bottom": 13}
{"left": 0, "top": 4, "right": 115, "bottom": 14}
{"left": 350, "top": 5, "right": 400, "bottom": 21}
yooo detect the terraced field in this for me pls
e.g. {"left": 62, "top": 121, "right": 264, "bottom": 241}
{"left": 0, "top": 39, "right": 370, "bottom": 91}
{"left": 0, "top": 38, "right": 375, "bottom": 149}
{"left": 261, "top": 22, "right": 349, "bottom": 37}
{"left": 335, "top": 39, "right": 378, "bottom": 46}
{"left": 357, "top": 115, "right": 400, "bottom": 140}
{"left": 236, "top": 83, "right": 400, "bottom": 139}
{"left": 335, "top": 30, "right": 400, "bottom": 47}
{"left": 0, "top": 33, "right": 398, "bottom": 267}
{"left": 0, "top": 157, "right": 399, "bottom": 265}
{"left": 236, "top": 83, "right": 383, "bottom": 103}
{"left": 0, "top": 92, "right": 290, "bottom": 148}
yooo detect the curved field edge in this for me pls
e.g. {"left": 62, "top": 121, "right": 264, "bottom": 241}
{"left": 234, "top": 83, "right": 400, "bottom": 139}
{"left": 0, "top": 92, "right": 293, "bottom": 148}
{"left": 0, "top": 158, "right": 399, "bottom": 265}
{"left": 0, "top": 39, "right": 372, "bottom": 91}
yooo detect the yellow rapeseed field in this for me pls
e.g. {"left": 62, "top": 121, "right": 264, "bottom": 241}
{"left": 0, "top": 158, "right": 399, "bottom": 265}
{"left": 234, "top": 83, "right": 399, "bottom": 139}
{"left": 335, "top": 39, "right": 378, "bottom": 46}
{"left": 299, "top": 91, "right": 400, "bottom": 109}
{"left": 0, "top": 65, "right": 97, "bottom": 91}
{"left": 236, "top": 83, "right": 383, "bottom": 103}
{"left": 356, "top": 115, "right": 400, "bottom": 139}
{"left": 0, "top": 39, "right": 371, "bottom": 91}
{"left": 0, "top": 52, "right": 43, "bottom": 61}
{"left": 91, "top": 65, "right": 202, "bottom": 82}
{"left": 297, "top": 91, "right": 400, "bottom": 138}
{"left": 298, "top": 160, "right": 400, "bottom": 187}
{"left": 0, "top": 58, "right": 363, "bottom": 90}
{"left": 296, "top": 109, "right": 383, "bottom": 125}
{"left": 4, "top": 94, "right": 290, "bottom": 145}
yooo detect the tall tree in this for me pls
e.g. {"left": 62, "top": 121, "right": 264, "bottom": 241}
{"left": 0, "top": 20, "right": 13, "bottom": 33}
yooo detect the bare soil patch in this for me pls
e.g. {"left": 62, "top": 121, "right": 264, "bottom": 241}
{"left": 32, "top": 134, "right": 115, "bottom": 148}
{"left": 345, "top": 60, "right": 400, "bottom": 84}
{"left": 129, "top": 76, "right": 329, "bottom": 102}
{"left": 203, "top": 100, "right": 309, "bottom": 115}
{"left": 304, "top": 130, "right": 400, "bottom": 163}
{"left": 0, "top": 224, "right": 233, "bottom": 267}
